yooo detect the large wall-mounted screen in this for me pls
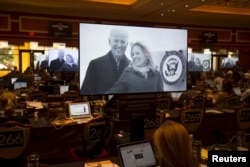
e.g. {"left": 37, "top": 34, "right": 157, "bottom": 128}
{"left": 48, "top": 49, "right": 79, "bottom": 72}
{"left": 188, "top": 53, "right": 212, "bottom": 72}
{"left": 221, "top": 57, "right": 238, "bottom": 69}
{"left": 79, "top": 23, "right": 188, "bottom": 95}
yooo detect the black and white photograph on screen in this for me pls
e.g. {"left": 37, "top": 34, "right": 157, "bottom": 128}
{"left": 48, "top": 49, "right": 79, "bottom": 72}
{"left": 37, "top": 54, "right": 49, "bottom": 69}
{"left": 187, "top": 53, "right": 211, "bottom": 72}
{"left": 79, "top": 23, "right": 188, "bottom": 95}
{"left": 222, "top": 57, "right": 238, "bottom": 69}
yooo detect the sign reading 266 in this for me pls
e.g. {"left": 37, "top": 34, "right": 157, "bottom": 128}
{"left": 0, "top": 130, "right": 24, "bottom": 148}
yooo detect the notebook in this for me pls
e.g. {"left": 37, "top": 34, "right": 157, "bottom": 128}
{"left": 68, "top": 102, "right": 93, "bottom": 123}
{"left": 117, "top": 140, "right": 158, "bottom": 167}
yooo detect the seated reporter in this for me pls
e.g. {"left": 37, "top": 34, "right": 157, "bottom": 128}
{"left": 153, "top": 120, "right": 199, "bottom": 167}
{"left": 214, "top": 79, "right": 235, "bottom": 108}
{"left": 0, "top": 91, "right": 30, "bottom": 124}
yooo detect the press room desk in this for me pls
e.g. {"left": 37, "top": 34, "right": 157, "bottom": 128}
{"left": 28, "top": 118, "right": 83, "bottom": 164}
{"left": 165, "top": 108, "right": 236, "bottom": 146}
{"left": 44, "top": 156, "right": 121, "bottom": 167}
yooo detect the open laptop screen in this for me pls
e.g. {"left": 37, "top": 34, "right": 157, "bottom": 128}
{"left": 117, "top": 140, "right": 158, "bottom": 167}
{"left": 60, "top": 85, "right": 69, "bottom": 95}
{"left": 14, "top": 82, "right": 27, "bottom": 90}
{"left": 68, "top": 102, "right": 91, "bottom": 119}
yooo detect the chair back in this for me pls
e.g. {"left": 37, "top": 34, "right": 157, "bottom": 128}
{"left": 62, "top": 90, "right": 80, "bottom": 102}
{"left": 143, "top": 111, "right": 165, "bottom": 139}
{"left": 83, "top": 117, "right": 113, "bottom": 149}
{"left": 28, "top": 90, "right": 47, "bottom": 102}
{"left": 179, "top": 106, "right": 205, "bottom": 133}
{"left": 243, "top": 95, "right": 250, "bottom": 105}
{"left": 0, "top": 121, "right": 31, "bottom": 159}
{"left": 190, "top": 95, "right": 206, "bottom": 108}
{"left": 224, "top": 94, "right": 241, "bottom": 109}
{"left": 235, "top": 105, "right": 250, "bottom": 131}
{"left": 156, "top": 95, "right": 172, "bottom": 111}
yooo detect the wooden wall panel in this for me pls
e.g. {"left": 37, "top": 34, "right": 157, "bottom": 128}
{"left": 0, "top": 14, "right": 11, "bottom": 31}
{"left": 186, "top": 27, "right": 232, "bottom": 42}
{"left": 236, "top": 31, "right": 250, "bottom": 42}
{"left": 20, "top": 16, "right": 48, "bottom": 33}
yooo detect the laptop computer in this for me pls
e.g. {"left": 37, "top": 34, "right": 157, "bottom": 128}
{"left": 14, "top": 81, "right": 27, "bottom": 90}
{"left": 11, "top": 77, "right": 18, "bottom": 84}
{"left": 117, "top": 140, "right": 158, "bottom": 167}
{"left": 171, "top": 92, "right": 182, "bottom": 101}
{"left": 68, "top": 102, "right": 93, "bottom": 123}
{"left": 59, "top": 85, "right": 69, "bottom": 95}
{"left": 233, "top": 87, "right": 241, "bottom": 96}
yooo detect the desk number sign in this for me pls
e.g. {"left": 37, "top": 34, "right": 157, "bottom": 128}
{"left": 240, "top": 110, "right": 250, "bottom": 122}
{"left": 89, "top": 124, "right": 109, "bottom": 141}
{"left": 184, "top": 111, "right": 201, "bottom": 124}
{"left": 0, "top": 130, "right": 24, "bottom": 148}
{"left": 144, "top": 116, "right": 161, "bottom": 130}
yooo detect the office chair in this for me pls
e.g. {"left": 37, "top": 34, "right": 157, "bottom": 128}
{"left": 28, "top": 90, "right": 47, "bottom": 102}
{"left": 0, "top": 121, "right": 32, "bottom": 165}
{"left": 235, "top": 104, "right": 250, "bottom": 132}
{"left": 62, "top": 90, "right": 80, "bottom": 102}
{"left": 190, "top": 95, "right": 206, "bottom": 108}
{"left": 224, "top": 94, "right": 241, "bottom": 109}
{"left": 143, "top": 111, "right": 165, "bottom": 140}
{"left": 179, "top": 105, "right": 205, "bottom": 135}
{"left": 69, "top": 117, "right": 113, "bottom": 160}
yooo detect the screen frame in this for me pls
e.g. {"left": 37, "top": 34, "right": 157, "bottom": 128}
{"left": 187, "top": 52, "right": 212, "bottom": 72}
{"left": 48, "top": 49, "right": 79, "bottom": 72}
{"left": 79, "top": 23, "right": 188, "bottom": 95}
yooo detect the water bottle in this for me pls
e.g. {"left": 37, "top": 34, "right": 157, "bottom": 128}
{"left": 27, "top": 154, "right": 39, "bottom": 167}
{"left": 192, "top": 139, "right": 202, "bottom": 162}
{"left": 236, "top": 131, "right": 246, "bottom": 147}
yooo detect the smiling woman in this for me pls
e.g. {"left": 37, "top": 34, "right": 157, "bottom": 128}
{"left": 105, "top": 41, "right": 164, "bottom": 94}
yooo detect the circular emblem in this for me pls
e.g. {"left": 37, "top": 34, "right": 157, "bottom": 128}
{"left": 160, "top": 50, "right": 186, "bottom": 85}
{"left": 202, "top": 60, "right": 210, "bottom": 71}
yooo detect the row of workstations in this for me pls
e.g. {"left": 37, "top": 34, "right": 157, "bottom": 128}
{"left": 24, "top": 94, "right": 250, "bottom": 165}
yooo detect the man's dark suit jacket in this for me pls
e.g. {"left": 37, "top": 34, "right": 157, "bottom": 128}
{"left": 49, "top": 58, "right": 65, "bottom": 72}
{"left": 80, "top": 51, "right": 130, "bottom": 95}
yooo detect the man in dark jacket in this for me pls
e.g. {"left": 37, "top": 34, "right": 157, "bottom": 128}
{"left": 80, "top": 27, "right": 130, "bottom": 95}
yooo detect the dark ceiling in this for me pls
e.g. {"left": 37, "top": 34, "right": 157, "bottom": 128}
{"left": 0, "top": 0, "right": 250, "bottom": 28}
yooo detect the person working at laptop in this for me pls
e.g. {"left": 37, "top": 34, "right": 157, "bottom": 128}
{"left": 0, "top": 91, "right": 30, "bottom": 124}
{"left": 153, "top": 120, "right": 199, "bottom": 167}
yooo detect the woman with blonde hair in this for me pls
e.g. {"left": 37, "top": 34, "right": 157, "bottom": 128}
{"left": 106, "top": 42, "right": 163, "bottom": 94}
{"left": 153, "top": 120, "right": 199, "bottom": 167}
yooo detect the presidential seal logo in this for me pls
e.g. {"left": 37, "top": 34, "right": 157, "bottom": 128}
{"left": 160, "top": 50, "right": 186, "bottom": 85}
